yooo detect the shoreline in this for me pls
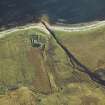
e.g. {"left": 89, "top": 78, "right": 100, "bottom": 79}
{"left": 0, "top": 20, "right": 105, "bottom": 38}
{"left": 0, "top": 20, "right": 104, "bottom": 31}
{"left": 50, "top": 20, "right": 105, "bottom": 32}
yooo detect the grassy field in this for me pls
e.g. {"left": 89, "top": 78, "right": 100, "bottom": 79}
{"left": 0, "top": 28, "right": 52, "bottom": 94}
{"left": 55, "top": 25, "right": 105, "bottom": 71}
{"left": 0, "top": 25, "right": 105, "bottom": 105}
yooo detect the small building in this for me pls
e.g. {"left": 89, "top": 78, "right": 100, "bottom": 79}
{"left": 30, "top": 34, "right": 44, "bottom": 48}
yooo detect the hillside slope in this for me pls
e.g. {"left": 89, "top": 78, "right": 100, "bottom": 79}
{"left": 0, "top": 25, "right": 105, "bottom": 105}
